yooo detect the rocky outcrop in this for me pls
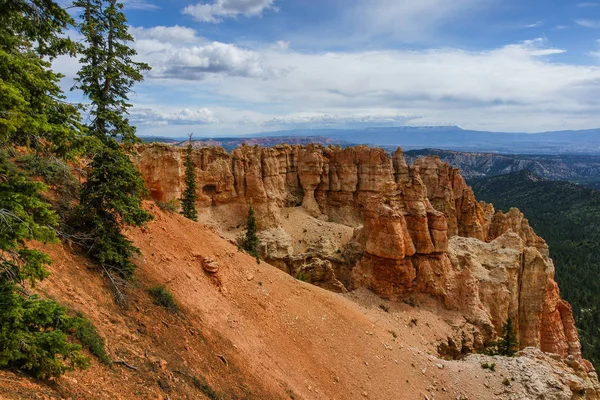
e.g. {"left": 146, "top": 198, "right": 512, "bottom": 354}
{"left": 136, "top": 143, "right": 591, "bottom": 372}
{"left": 257, "top": 228, "right": 347, "bottom": 293}
{"left": 465, "top": 348, "right": 600, "bottom": 399}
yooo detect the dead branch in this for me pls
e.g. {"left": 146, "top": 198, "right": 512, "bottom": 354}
{"left": 113, "top": 360, "right": 138, "bottom": 371}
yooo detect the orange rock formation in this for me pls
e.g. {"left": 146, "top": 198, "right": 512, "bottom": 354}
{"left": 136, "top": 143, "right": 591, "bottom": 371}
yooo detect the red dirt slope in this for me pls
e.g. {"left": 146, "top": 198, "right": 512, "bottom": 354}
{"left": 1, "top": 203, "right": 519, "bottom": 399}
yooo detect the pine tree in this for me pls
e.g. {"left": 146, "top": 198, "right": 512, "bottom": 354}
{"left": 0, "top": 152, "right": 89, "bottom": 378}
{"left": 242, "top": 205, "right": 260, "bottom": 259}
{"left": 496, "top": 316, "right": 519, "bottom": 356}
{"left": 73, "top": 0, "right": 152, "bottom": 291}
{"left": 0, "top": 1, "right": 92, "bottom": 379}
{"left": 77, "top": 147, "right": 151, "bottom": 281}
{"left": 181, "top": 136, "right": 198, "bottom": 221}
{"left": 73, "top": 0, "right": 150, "bottom": 148}
{"left": 0, "top": 0, "right": 83, "bottom": 157}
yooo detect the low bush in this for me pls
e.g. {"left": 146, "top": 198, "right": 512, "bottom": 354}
{"left": 156, "top": 199, "right": 178, "bottom": 213}
{"left": 192, "top": 376, "right": 220, "bottom": 400}
{"left": 72, "top": 315, "right": 112, "bottom": 365}
{"left": 0, "top": 285, "right": 90, "bottom": 379}
{"left": 148, "top": 286, "right": 178, "bottom": 313}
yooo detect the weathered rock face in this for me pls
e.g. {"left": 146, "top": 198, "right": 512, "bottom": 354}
{"left": 136, "top": 143, "right": 590, "bottom": 372}
{"left": 443, "top": 233, "right": 584, "bottom": 364}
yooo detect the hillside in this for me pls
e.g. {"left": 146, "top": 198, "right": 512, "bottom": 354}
{"left": 403, "top": 149, "right": 600, "bottom": 187}
{"left": 3, "top": 146, "right": 600, "bottom": 399}
{"left": 471, "top": 171, "right": 600, "bottom": 368}
{"left": 3, "top": 204, "right": 583, "bottom": 400}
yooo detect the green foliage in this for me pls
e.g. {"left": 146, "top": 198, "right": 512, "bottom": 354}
{"left": 0, "top": 283, "right": 90, "bottom": 379}
{"left": 18, "top": 154, "right": 80, "bottom": 201}
{"left": 0, "top": 152, "right": 92, "bottom": 379}
{"left": 0, "top": 152, "right": 57, "bottom": 286}
{"left": 481, "top": 362, "right": 496, "bottom": 371}
{"left": 148, "top": 286, "right": 178, "bottom": 313}
{"left": 181, "top": 143, "right": 198, "bottom": 221}
{"left": 472, "top": 171, "right": 600, "bottom": 367}
{"left": 156, "top": 199, "right": 179, "bottom": 213}
{"left": 241, "top": 205, "right": 259, "bottom": 258}
{"left": 0, "top": 0, "right": 83, "bottom": 157}
{"left": 73, "top": 0, "right": 151, "bottom": 148}
{"left": 192, "top": 376, "right": 221, "bottom": 400}
{"left": 498, "top": 317, "right": 519, "bottom": 356}
{"left": 75, "top": 146, "right": 151, "bottom": 279}
{"left": 72, "top": 315, "right": 111, "bottom": 365}
{"left": 72, "top": 0, "right": 152, "bottom": 292}
{"left": 485, "top": 317, "right": 519, "bottom": 357}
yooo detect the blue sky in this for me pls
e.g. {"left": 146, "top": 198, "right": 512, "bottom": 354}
{"left": 55, "top": 0, "right": 600, "bottom": 136}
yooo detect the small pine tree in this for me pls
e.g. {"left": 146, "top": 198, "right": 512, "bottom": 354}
{"left": 181, "top": 138, "right": 198, "bottom": 221}
{"left": 496, "top": 316, "right": 519, "bottom": 356}
{"left": 0, "top": 152, "right": 89, "bottom": 378}
{"left": 242, "top": 205, "right": 260, "bottom": 258}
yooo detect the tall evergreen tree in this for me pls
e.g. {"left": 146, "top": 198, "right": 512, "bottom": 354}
{"left": 73, "top": 0, "right": 150, "bottom": 148}
{"left": 241, "top": 205, "right": 259, "bottom": 259}
{"left": 0, "top": 1, "right": 90, "bottom": 379}
{"left": 73, "top": 0, "right": 152, "bottom": 292}
{"left": 0, "top": 0, "right": 83, "bottom": 157}
{"left": 181, "top": 135, "right": 198, "bottom": 221}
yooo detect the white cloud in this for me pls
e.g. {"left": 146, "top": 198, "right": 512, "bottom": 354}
{"left": 53, "top": 24, "right": 600, "bottom": 135}
{"left": 577, "top": 2, "right": 600, "bottom": 7}
{"left": 137, "top": 36, "right": 600, "bottom": 133}
{"left": 343, "top": 0, "right": 487, "bottom": 43}
{"left": 574, "top": 19, "right": 600, "bottom": 28}
{"left": 131, "top": 107, "right": 220, "bottom": 125}
{"left": 182, "top": 0, "right": 276, "bottom": 23}
{"left": 145, "top": 41, "right": 277, "bottom": 79}
{"left": 525, "top": 21, "right": 544, "bottom": 28}
{"left": 121, "top": 0, "right": 159, "bottom": 10}
{"left": 131, "top": 26, "right": 199, "bottom": 43}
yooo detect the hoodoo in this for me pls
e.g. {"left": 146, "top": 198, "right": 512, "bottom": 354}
{"left": 136, "top": 143, "right": 593, "bottom": 372}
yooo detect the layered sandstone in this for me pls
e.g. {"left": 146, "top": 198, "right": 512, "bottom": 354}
{"left": 136, "top": 143, "right": 590, "bottom": 372}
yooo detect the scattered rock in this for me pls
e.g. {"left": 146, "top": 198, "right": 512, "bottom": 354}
{"left": 202, "top": 257, "right": 219, "bottom": 273}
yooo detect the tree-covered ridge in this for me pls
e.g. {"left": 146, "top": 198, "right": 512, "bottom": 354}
{"left": 471, "top": 170, "right": 600, "bottom": 368}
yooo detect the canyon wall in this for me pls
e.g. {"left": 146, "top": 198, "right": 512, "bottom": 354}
{"left": 135, "top": 143, "right": 591, "bottom": 372}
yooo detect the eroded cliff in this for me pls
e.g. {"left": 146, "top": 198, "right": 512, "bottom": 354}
{"left": 135, "top": 143, "right": 594, "bottom": 375}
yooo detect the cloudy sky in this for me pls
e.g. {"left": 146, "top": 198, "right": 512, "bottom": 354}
{"left": 56, "top": 0, "right": 600, "bottom": 137}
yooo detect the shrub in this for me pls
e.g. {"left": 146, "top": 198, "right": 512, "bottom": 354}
{"left": 18, "top": 155, "right": 79, "bottom": 195}
{"left": 0, "top": 284, "right": 90, "bottom": 379}
{"left": 156, "top": 199, "right": 178, "bottom": 213}
{"left": 481, "top": 362, "right": 496, "bottom": 371}
{"left": 192, "top": 376, "right": 220, "bottom": 400}
{"left": 149, "top": 286, "right": 178, "bottom": 313}
{"left": 296, "top": 272, "right": 309, "bottom": 283}
{"left": 72, "top": 315, "right": 111, "bottom": 365}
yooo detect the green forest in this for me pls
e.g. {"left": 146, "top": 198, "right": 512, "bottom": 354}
{"left": 471, "top": 170, "right": 600, "bottom": 368}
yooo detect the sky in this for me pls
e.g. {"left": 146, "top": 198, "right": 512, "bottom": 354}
{"left": 54, "top": 0, "right": 600, "bottom": 137}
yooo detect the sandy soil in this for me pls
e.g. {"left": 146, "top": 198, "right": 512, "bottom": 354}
{"left": 0, "top": 203, "right": 517, "bottom": 400}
